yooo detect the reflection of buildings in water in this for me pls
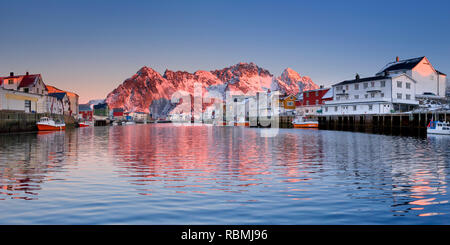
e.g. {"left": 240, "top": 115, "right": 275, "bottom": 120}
{"left": 0, "top": 131, "right": 73, "bottom": 200}
{"left": 109, "top": 125, "right": 324, "bottom": 198}
{"left": 323, "top": 132, "right": 448, "bottom": 217}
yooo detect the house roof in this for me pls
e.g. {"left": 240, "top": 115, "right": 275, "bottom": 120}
{"left": 0, "top": 74, "right": 43, "bottom": 88}
{"left": 18, "top": 74, "right": 41, "bottom": 88}
{"left": 46, "top": 85, "right": 79, "bottom": 97}
{"left": 334, "top": 75, "right": 388, "bottom": 86}
{"left": 93, "top": 103, "right": 108, "bottom": 109}
{"left": 79, "top": 104, "right": 92, "bottom": 111}
{"left": 48, "top": 92, "right": 67, "bottom": 100}
{"left": 322, "top": 88, "right": 334, "bottom": 99}
{"left": 437, "top": 70, "right": 447, "bottom": 76}
{"left": 378, "top": 56, "right": 425, "bottom": 74}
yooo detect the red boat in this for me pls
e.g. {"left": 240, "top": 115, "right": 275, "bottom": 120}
{"left": 78, "top": 121, "right": 92, "bottom": 127}
{"left": 37, "top": 117, "right": 66, "bottom": 131}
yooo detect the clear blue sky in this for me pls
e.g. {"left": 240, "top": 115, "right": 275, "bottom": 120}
{"left": 1, "top": 0, "right": 449, "bottom": 102}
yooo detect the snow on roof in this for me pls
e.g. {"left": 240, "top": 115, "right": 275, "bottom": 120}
{"left": 322, "top": 87, "right": 333, "bottom": 99}
{"left": 377, "top": 56, "right": 424, "bottom": 74}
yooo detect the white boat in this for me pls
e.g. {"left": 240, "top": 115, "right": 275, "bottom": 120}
{"left": 37, "top": 117, "right": 66, "bottom": 131}
{"left": 427, "top": 121, "right": 450, "bottom": 135}
{"left": 292, "top": 116, "right": 318, "bottom": 128}
{"left": 125, "top": 121, "right": 136, "bottom": 125}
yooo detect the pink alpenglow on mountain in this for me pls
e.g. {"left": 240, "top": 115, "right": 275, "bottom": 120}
{"left": 105, "top": 63, "right": 318, "bottom": 118}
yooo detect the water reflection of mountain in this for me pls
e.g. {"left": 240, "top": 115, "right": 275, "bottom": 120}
{"left": 109, "top": 125, "right": 325, "bottom": 197}
{"left": 0, "top": 131, "right": 77, "bottom": 200}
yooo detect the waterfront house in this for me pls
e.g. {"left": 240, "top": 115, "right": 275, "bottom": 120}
{"left": 48, "top": 93, "right": 71, "bottom": 116}
{"left": 130, "top": 111, "right": 148, "bottom": 122}
{"left": 79, "top": 104, "right": 93, "bottom": 121}
{"left": 278, "top": 94, "right": 297, "bottom": 115}
{"left": 46, "top": 85, "right": 79, "bottom": 117}
{"left": 295, "top": 86, "right": 332, "bottom": 117}
{"left": 0, "top": 87, "right": 43, "bottom": 113}
{"left": 0, "top": 72, "right": 48, "bottom": 95}
{"left": 322, "top": 73, "right": 419, "bottom": 115}
{"left": 45, "top": 94, "right": 64, "bottom": 115}
{"left": 112, "top": 108, "right": 125, "bottom": 120}
{"left": 376, "top": 56, "right": 447, "bottom": 98}
{"left": 93, "top": 103, "right": 109, "bottom": 117}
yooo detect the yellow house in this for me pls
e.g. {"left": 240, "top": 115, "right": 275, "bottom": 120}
{"left": 279, "top": 95, "right": 297, "bottom": 110}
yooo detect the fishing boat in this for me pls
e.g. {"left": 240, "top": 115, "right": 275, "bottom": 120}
{"left": 427, "top": 120, "right": 450, "bottom": 135}
{"left": 235, "top": 120, "right": 249, "bottom": 126}
{"left": 37, "top": 117, "right": 66, "bottom": 131}
{"left": 78, "top": 121, "right": 92, "bottom": 127}
{"left": 292, "top": 116, "right": 318, "bottom": 128}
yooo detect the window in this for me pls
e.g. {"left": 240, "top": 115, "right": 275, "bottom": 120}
{"left": 365, "top": 94, "right": 368, "bottom": 98}
{"left": 397, "top": 81, "right": 402, "bottom": 88}
{"left": 406, "top": 94, "right": 411, "bottom": 100}
{"left": 368, "top": 105, "right": 373, "bottom": 111}
{"left": 315, "top": 99, "right": 319, "bottom": 105}
{"left": 24, "top": 88, "right": 29, "bottom": 93}
{"left": 8, "top": 79, "right": 13, "bottom": 84}
{"left": 397, "top": 93, "right": 402, "bottom": 99}
{"left": 380, "top": 81, "right": 386, "bottom": 87}
{"left": 406, "top": 82, "right": 411, "bottom": 89}
{"left": 354, "top": 95, "right": 359, "bottom": 99}
{"left": 315, "top": 91, "right": 319, "bottom": 96}
{"left": 355, "top": 84, "right": 359, "bottom": 90}
{"left": 306, "top": 101, "right": 309, "bottom": 105}
{"left": 353, "top": 105, "right": 357, "bottom": 111}
{"left": 287, "top": 101, "right": 294, "bottom": 106}
{"left": 381, "top": 93, "right": 384, "bottom": 97}
{"left": 334, "top": 106, "right": 338, "bottom": 112}
{"left": 371, "top": 82, "right": 375, "bottom": 87}
{"left": 25, "top": 100, "right": 31, "bottom": 112}
{"left": 345, "top": 85, "right": 349, "bottom": 90}
{"left": 325, "top": 107, "right": 328, "bottom": 112}
{"left": 336, "top": 86, "right": 342, "bottom": 91}
{"left": 371, "top": 93, "right": 375, "bottom": 98}
{"left": 364, "top": 83, "right": 368, "bottom": 89}
{"left": 336, "top": 96, "right": 340, "bottom": 101}
{"left": 306, "top": 92, "right": 309, "bottom": 97}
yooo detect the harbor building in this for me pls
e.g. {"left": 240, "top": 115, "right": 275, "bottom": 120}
{"left": 79, "top": 104, "right": 93, "bottom": 121}
{"left": 322, "top": 73, "right": 419, "bottom": 115}
{"left": 46, "top": 85, "right": 79, "bottom": 117}
{"left": 295, "top": 86, "right": 333, "bottom": 117}
{"left": 375, "top": 56, "right": 447, "bottom": 97}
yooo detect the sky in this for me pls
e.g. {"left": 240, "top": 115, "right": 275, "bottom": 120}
{"left": 1, "top": 0, "right": 449, "bottom": 103}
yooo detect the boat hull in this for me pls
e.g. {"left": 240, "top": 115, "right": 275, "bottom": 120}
{"left": 37, "top": 124, "right": 66, "bottom": 131}
{"left": 235, "top": 122, "right": 249, "bottom": 126}
{"left": 293, "top": 123, "right": 318, "bottom": 128}
{"left": 427, "top": 129, "right": 450, "bottom": 135}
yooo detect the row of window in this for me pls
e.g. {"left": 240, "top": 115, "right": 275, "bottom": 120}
{"left": 324, "top": 104, "right": 390, "bottom": 112}
{"left": 336, "top": 92, "right": 412, "bottom": 100}
{"left": 336, "top": 80, "right": 412, "bottom": 91}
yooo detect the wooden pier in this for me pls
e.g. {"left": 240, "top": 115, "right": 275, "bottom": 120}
{"left": 318, "top": 111, "right": 450, "bottom": 136}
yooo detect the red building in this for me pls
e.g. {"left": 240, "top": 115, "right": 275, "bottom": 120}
{"left": 295, "top": 87, "right": 333, "bottom": 116}
{"left": 78, "top": 104, "right": 93, "bottom": 121}
{"left": 112, "top": 108, "right": 124, "bottom": 119}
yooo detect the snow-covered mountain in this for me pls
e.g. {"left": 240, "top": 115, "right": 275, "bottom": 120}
{"left": 105, "top": 62, "right": 318, "bottom": 117}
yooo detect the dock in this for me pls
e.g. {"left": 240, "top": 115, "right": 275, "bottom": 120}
{"left": 318, "top": 111, "right": 450, "bottom": 136}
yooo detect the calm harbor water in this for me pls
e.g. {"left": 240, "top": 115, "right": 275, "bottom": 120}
{"left": 0, "top": 124, "right": 449, "bottom": 224}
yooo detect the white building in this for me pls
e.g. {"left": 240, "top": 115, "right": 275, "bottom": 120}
{"left": 376, "top": 56, "right": 447, "bottom": 97}
{"left": 0, "top": 87, "right": 44, "bottom": 113}
{"left": 322, "top": 73, "right": 419, "bottom": 115}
